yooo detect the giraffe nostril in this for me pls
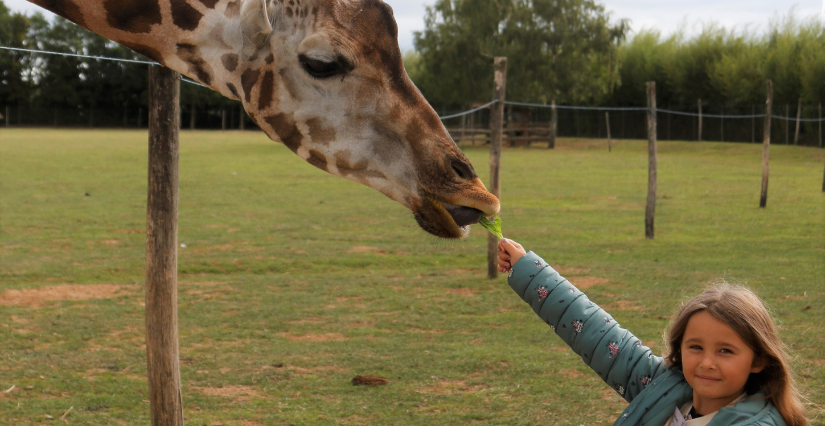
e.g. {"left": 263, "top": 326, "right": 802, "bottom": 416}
{"left": 450, "top": 159, "right": 475, "bottom": 181}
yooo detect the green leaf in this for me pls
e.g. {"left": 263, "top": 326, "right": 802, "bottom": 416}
{"left": 478, "top": 215, "right": 503, "bottom": 240}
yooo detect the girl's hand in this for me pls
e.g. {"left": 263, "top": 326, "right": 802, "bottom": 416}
{"left": 497, "top": 238, "right": 526, "bottom": 273}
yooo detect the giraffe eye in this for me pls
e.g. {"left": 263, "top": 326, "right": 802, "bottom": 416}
{"left": 298, "top": 54, "right": 352, "bottom": 79}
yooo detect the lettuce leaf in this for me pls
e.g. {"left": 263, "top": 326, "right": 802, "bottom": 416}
{"left": 478, "top": 215, "right": 503, "bottom": 239}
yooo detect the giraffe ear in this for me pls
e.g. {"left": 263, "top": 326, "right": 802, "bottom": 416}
{"left": 241, "top": 0, "right": 272, "bottom": 50}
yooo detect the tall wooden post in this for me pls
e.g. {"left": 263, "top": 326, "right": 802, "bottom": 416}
{"left": 605, "top": 111, "right": 612, "bottom": 152}
{"left": 488, "top": 57, "right": 506, "bottom": 279}
{"left": 794, "top": 98, "right": 802, "bottom": 145}
{"left": 239, "top": 104, "right": 245, "bottom": 130}
{"left": 548, "top": 100, "right": 557, "bottom": 149}
{"left": 145, "top": 64, "right": 184, "bottom": 426}
{"left": 645, "top": 82, "right": 657, "bottom": 239}
{"left": 760, "top": 81, "right": 772, "bottom": 208}
{"left": 697, "top": 99, "right": 702, "bottom": 141}
{"left": 221, "top": 109, "right": 226, "bottom": 131}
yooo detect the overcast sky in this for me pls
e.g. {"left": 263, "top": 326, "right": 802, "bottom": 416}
{"left": 5, "top": 0, "right": 824, "bottom": 52}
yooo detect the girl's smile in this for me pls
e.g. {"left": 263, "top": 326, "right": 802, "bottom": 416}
{"left": 680, "top": 311, "right": 766, "bottom": 415}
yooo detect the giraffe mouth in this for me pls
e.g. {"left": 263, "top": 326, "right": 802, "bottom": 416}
{"left": 412, "top": 198, "right": 486, "bottom": 239}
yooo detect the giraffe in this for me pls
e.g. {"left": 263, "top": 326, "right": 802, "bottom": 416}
{"left": 28, "top": 0, "right": 500, "bottom": 238}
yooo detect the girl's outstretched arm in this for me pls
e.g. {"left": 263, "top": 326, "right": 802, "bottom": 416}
{"left": 499, "top": 240, "right": 669, "bottom": 402}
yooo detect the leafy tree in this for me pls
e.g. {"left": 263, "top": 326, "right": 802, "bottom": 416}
{"left": 0, "top": 0, "right": 34, "bottom": 108}
{"left": 412, "top": 0, "right": 628, "bottom": 107}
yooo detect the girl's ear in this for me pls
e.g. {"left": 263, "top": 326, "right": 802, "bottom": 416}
{"left": 750, "top": 355, "right": 767, "bottom": 374}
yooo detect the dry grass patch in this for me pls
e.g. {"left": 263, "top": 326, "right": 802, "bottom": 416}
{"left": 417, "top": 379, "right": 485, "bottom": 395}
{"left": 277, "top": 332, "right": 348, "bottom": 342}
{"left": 445, "top": 287, "right": 478, "bottom": 296}
{"left": 347, "top": 246, "right": 385, "bottom": 255}
{"left": 0, "top": 284, "right": 132, "bottom": 307}
{"left": 196, "top": 385, "right": 260, "bottom": 401}
{"left": 570, "top": 277, "right": 609, "bottom": 289}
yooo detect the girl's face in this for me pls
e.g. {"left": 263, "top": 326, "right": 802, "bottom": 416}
{"left": 680, "top": 311, "right": 765, "bottom": 414}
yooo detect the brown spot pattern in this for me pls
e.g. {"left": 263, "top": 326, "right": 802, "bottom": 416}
{"left": 177, "top": 43, "right": 213, "bottom": 85}
{"left": 102, "top": 0, "right": 161, "bottom": 33}
{"left": 264, "top": 113, "right": 302, "bottom": 152}
{"left": 120, "top": 41, "right": 163, "bottom": 64}
{"left": 265, "top": 54, "right": 275, "bottom": 64}
{"left": 226, "top": 83, "right": 240, "bottom": 99}
{"left": 224, "top": 0, "right": 240, "bottom": 17}
{"left": 258, "top": 70, "right": 275, "bottom": 109}
{"left": 240, "top": 69, "right": 261, "bottom": 103}
{"left": 170, "top": 0, "right": 204, "bottom": 31}
{"left": 306, "top": 117, "right": 336, "bottom": 145}
{"left": 199, "top": 0, "right": 219, "bottom": 8}
{"left": 307, "top": 149, "right": 328, "bottom": 171}
{"left": 221, "top": 53, "right": 238, "bottom": 72}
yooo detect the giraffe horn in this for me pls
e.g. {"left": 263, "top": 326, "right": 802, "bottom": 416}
{"left": 241, "top": 0, "right": 273, "bottom": 51}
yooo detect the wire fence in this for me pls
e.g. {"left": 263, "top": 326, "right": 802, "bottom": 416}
{"left": 2, "top": 45, "right": 823, "bottom": 147}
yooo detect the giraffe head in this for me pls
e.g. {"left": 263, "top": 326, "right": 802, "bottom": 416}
{"left": 30, "top": 0, "right": 500, "bottom": 238}
{"left": 228, "top": 0, "right": 499, "bottom": 238}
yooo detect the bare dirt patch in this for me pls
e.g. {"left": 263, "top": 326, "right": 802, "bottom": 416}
{"left": 556, "top": 266, "right": 590, "bottom": 276}
{"left": 347, "top": 246, "right": 386, "bottom": 255}
{"left": 196, "top": 385, "right": 260, "bottom": 401}
{"left": 277, "top": 332, "right": 348, "bottom": 342}
{"left": 570, "top": 277, "right": 609, "bottom": 289}
{"left": 0, "top": 284, "right": 131, "bottom": 308}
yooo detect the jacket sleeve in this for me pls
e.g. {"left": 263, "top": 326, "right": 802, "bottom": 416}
{"left": 507, "top": 251, "right": 670, "bottom": 402}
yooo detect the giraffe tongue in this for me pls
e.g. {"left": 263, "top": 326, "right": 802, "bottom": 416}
{"left": 442, "top": 202, "right": 483, "bottom": 227}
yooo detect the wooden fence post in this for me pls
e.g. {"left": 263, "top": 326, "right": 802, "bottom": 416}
{"left": 548, "top": 100, "right": 557, "bottom": 149}
{"left": 221, "top": 109, "right": 226, "bottom": 131}
{"left": 605, "top": 111, "right": 611, "bottom": 152}
{"left": 794, "top": 98, "right": 802, "bottom": 145}
{"left": 239, "top": 104, "right": 245, "bottom": 130}
{"left": 488, "top": 57, "right": 506, "bottom": 279}
{"left": 697, "top": 99, "right": 702, "bottom": 141}
{"left": 760, "top": 81, "right": 772, "bottom": 208}
{"left": 645, "top": 82, "right": 657, "bottom": 239}
{"left": 145, "top": 64, "right": 184, "bottom": 426}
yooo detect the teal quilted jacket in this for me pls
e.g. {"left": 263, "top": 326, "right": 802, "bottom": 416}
{"left": 507, "top": 251, "right": 787, "bottom": 426}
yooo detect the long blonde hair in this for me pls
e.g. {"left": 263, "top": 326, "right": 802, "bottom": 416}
{"left": 664, "top": 284, "right": 808, "bottom": 426}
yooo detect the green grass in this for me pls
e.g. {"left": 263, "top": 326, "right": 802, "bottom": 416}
{"left": 1, "top": 129, "right": 823, "bottom": 425}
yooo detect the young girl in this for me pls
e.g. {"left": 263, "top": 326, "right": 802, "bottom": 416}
{"left": 497, "top": 238, "right": 808, "bottom": 426}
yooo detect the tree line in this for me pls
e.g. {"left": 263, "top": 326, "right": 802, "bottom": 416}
{"left": 0, "top": 0, "right": 240, "bottom": 128}
{"left": 407, "top": 0, "right": 824, "bottom": 112}
{"left": 1, "top": 0, "right": 823, "bottom": 127}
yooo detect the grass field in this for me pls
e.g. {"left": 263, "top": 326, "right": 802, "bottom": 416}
{"left": 1, "top": 128, "right": 823, "bottom": 425}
